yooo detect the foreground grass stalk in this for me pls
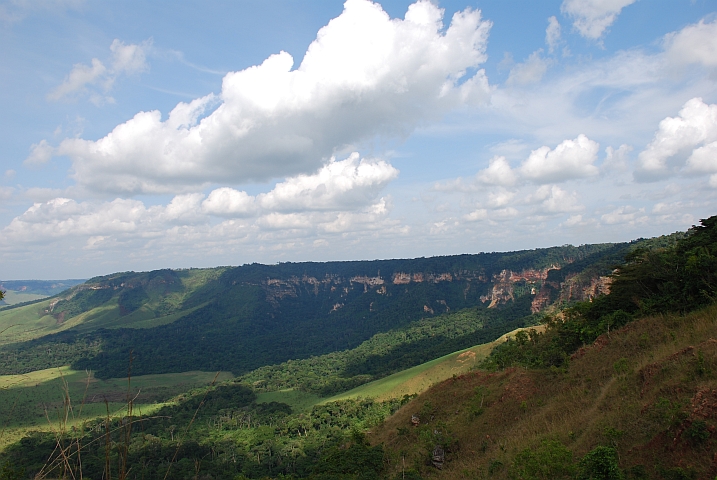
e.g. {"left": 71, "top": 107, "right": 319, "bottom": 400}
{"left": 163, "top": 371, "right": 220, "bottom": 480}
{"left": 119, "top": 351, "right": 134, "bottom": 480}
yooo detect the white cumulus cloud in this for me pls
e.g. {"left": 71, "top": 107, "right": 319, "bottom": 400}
{"left": 50, "top": 0, "right": 491, "bottom": 194}
{"left": 202, "top": 188, "right": 257, "bottom": 218}
{"left": 473, "top": 135, "right": 600, "bottom": 187}
{"left": 3, "top": 153, "right": 398, "bottom": 247}
{"left": 663, "top": 19, "right": 717, "bottom": 69}
{"left": 561, "top": 0, "right": 638, "bottom": 40}
{"left": 257, "top": 153, "right": 398, "bottom": 212}
{"left": 4, "top": 197, "right": 151, "bottom": 242}
{"left": 528, "top": 185, "right": 583, "bottom": 213}
{"left": 24, "top": 139, "right": 55, "bottom": 166}
{"left": 519, "top": 134, "right": 600, "bottom": 183}
{"left": 636, "top": 98, "right": 717, "bottom": 181}
{"left": 602, "top": 144, "right": 632, "bottom": 173}
{"left": 601, "top": 205, "right": 647, "bottom": 226}
{"left": 477, "top": 156, "right": 517, "bottom": 186}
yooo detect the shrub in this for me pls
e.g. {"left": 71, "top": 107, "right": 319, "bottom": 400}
{"left": 0, "top": 461, "right": 24, "bottom": 480}
{"left": 577, "top": 446, "right": 623, "bottom": 480}
{"left": 684, "top": 420, "right": 710, "bottom": 446}
{"left": 509, "top": 439, "right": 575, "bottom": 480}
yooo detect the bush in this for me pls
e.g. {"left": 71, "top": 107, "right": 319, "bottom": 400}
{"left": 0, "top": 462, "right": 24, "bottom": 480}
{"left": 509, "top": 439, "right": 575, "bottom": 480}
{"left": 577, "top": 446, "right": 623, "bottom": 480}
{"left": 684, "top": 420, "right": 710, "bottom": 445}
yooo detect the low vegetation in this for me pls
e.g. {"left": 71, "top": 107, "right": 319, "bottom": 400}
{"left": 374, "top": 299, "right": 717, "bottom": 479}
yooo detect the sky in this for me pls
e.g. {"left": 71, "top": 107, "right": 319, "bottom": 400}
{"left": 1, "top": 0, "right": 717, "bottom": 280}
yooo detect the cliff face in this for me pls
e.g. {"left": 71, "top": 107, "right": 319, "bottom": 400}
{"left": 531, "top": 273, "right": 613, "bottom": 313}
{"left": 255, "top": 261, "right": 613, "bottom": 319}
{"left": 468, "top": 265, "right": 615, "bottom": 314}
{"left": 41, "top": 252, "right": 619, "bottom": 333}
{"left": 479, "top": 268, "right": 557, "bottom": 309}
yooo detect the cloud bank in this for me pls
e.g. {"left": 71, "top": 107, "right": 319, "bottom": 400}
{"left": 4, "top": 153, "right": 398, "bottom": 246}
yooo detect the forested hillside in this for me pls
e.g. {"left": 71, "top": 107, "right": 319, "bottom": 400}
{"left": 0, "top": 242, "right": 642, "bottom": 381}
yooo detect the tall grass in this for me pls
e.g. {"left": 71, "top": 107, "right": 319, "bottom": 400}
{"left": 21, "top": 352, "right": 220, "bottom": 480}
{"left": 373, "top": 303, "right": 717, "bottom": 478}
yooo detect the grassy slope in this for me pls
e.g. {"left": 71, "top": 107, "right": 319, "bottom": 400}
{"left": 0, "top": 268, "right": 221, "bottom": 345}
{"left": 324, "top": 326, "right": 544, "bottom": 404}
{"left": 0, "top": 298, "right": 61, "bottom": 345}
{"left": 255, "top": 326, "right": 545, "bottom": 413}
{"left": 0, "top": 367, "right": 233, "bottom": 450}
{"left": 372, "top": 304, "right": 717, "bottom": 479}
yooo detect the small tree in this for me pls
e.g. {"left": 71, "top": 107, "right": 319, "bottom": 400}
{"left": 577, "top": 446, "right": 623, "bottom": 480}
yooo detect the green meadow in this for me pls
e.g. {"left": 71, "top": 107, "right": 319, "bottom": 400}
{"left": 0, "top": 367, "right": 233, "bottom": 450}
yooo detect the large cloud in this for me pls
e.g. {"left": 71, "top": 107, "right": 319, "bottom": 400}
{"left": 48, "top": 0, "right": 491, "bottom": 194}
{"left": 560, "top": 0, "right": 637, "bottom": 40}
{"left": 256, "top": 153, "right": 398, "bottom": 212}
{"left": 635, "top": 98, "right": 717, "bottom": 181}
{"left": 520, "top": 134, "right": 599, "bottom": 182}
{"left": 470, "top": 135, "right": 599, "bottom": 187}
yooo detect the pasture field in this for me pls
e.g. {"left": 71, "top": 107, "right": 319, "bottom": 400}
{"left": 324, "top": 326, "right": 544, "bottom": 403}
{"left": 0, "top": 366, "right": 233, "bottom": 450}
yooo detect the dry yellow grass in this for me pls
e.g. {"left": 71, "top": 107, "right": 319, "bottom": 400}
{"left": 371, "top": 304, "right": 717, "bottom": 479}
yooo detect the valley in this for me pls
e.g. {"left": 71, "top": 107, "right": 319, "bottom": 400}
{"left": 0, "top": 224, "right": 713, "bottom": 479}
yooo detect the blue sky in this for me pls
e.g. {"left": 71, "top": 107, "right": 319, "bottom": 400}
{"left": 1, "top": 0, "right": 717, "bottom": 279}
